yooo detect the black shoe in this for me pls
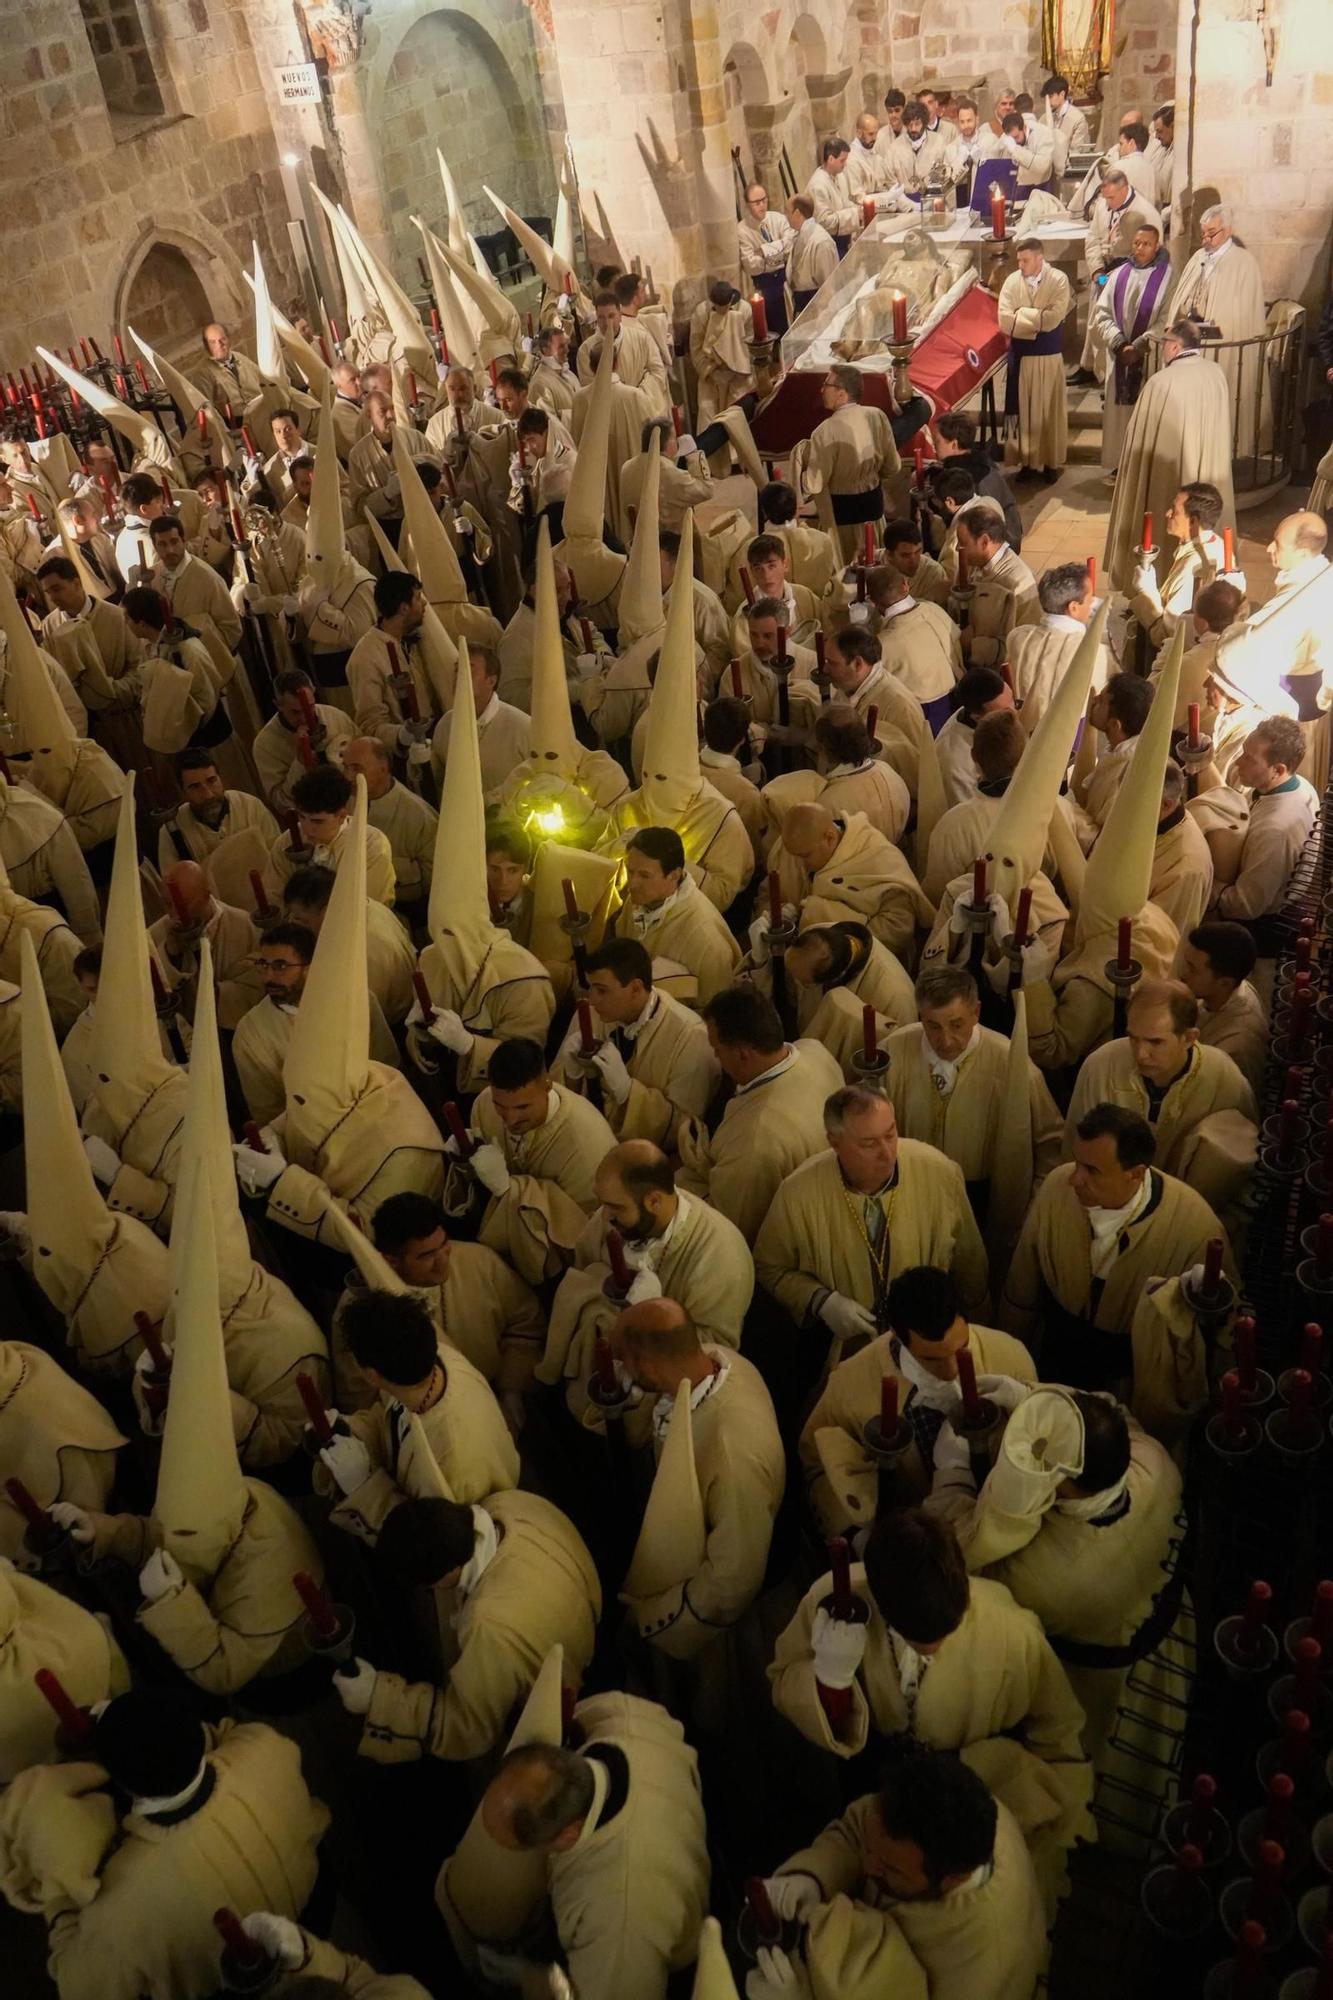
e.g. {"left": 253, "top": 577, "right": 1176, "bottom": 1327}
{"left": 1040, "top": 466, "right": 1062, "bottom": 484}
{"left": 1066, "top": 367, "right": 1097, "bottom": 387}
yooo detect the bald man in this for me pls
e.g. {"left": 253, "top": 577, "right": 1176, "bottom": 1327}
{"left": 772, "top": 802, "right": 934, "bottom": 959}
{"left": 340, "top": 735, "right": 438, "bottom": 908}
{"left": 609, "top": 1298, "right": 785, "bottom": 1660}
{"left": 192, "top": 322, "right": 262, "bottom": 408}
{"left": 472, "top": 1697, "right": 709, "bottom": 2000}
{"left": 541, "top": 1141, "right": 754, "bottom": 1391}
{"left": 146, "top": 860, "right": 263, "bottom": 1029}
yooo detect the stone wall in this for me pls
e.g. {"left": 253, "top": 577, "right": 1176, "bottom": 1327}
{"left": 1105, "top": 0, "right": 1176, "bottom": 133}
{"left": 0, "top": 0, "right": 295, "bottom": 372}
{"left": 1175, "top": 0, "right": 1333, "bottom": 304}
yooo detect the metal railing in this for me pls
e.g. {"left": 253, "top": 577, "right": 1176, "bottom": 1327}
{"left": 1142, "top": 309, "right": 1306, "bottom": 499}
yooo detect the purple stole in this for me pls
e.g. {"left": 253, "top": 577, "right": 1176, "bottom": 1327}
{"left": 1111, "top": 259, "right": 1171, "bottom": 405}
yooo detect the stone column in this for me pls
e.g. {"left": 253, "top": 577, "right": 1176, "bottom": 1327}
{"left": 679, "top": 0, "right": 750, "bottom": 299}
{"left": 746, "top": 100, "right": 796, "bottom": 195}
{"left": 804, "top": 66, "right": 854, "bottom": 152}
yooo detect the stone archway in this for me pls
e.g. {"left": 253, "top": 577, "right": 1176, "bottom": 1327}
{"left": 113, "top": 229, "right": 244, "bottom": 360}
{"left": 723, "top": 39, "right": 774, "bottom": 193}
{"left": 783, "top": 14, "right": 851, "bottom": 180}
{"left": 354, "top": 0, "right": 553, "bottom": 275}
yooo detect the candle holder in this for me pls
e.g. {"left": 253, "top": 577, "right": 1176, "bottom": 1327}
{"left": 736, "top": 1877, "right": 802, "bottom": 1964}
{"left": 851, "top": 1047, "right": 890, "bottom": 1093}
{"left": 1206, "top": 1370, "right": 1264, "bottom": 1463}
{"left": 860, "top": 1407, "right": 927, "bottom": 1515}
{"left": 214, "top": 1909, "right": 280, "bottom": 1995}
{"left": 1265, "top": 1372, "right": 1322, "bottom": 1467}
{"left": 1202, "top": 1922, "right": 1277, "bottom": 2000}
{"left": 1278, "top": 1365, "right": 1333, "bottom": 1418}
{"left": 1140, "top": 1843, "right": 1213, "bottom": 1942}
{"left": 1269, "top": 1639, "right": 1333, "bottom": 1739}
{"left": 1216, "top": 1585, "right": 1280, "bottom": 1681}
{"left": 1297, "top": 1215, "right": 1333, "bottom": 1300}
{"left": 885, "top": 337, "right": 915, "bottom": 412}
{"left": 298, "top": 1593, "right": 357, "bottom": 1667}
{"left": 1162, "top": 1775, "right": 1232, "bottom": 1871}
{"left": 1260, "top": 1102, "right": 1309, "bottom": 1178}
{"left": 1181, "top": 1251, "right": 1238, "bottom": 1327}
{"left": 1294, "top": 1816, "right": 1333, "bottom": 1956}
{"left": 1219, "top": 1844, "right": 1294, "bottom": 1955}
{"left": 1284, "top": 1581, "right": 1333, "bottom": 1664}
{"left": 1257, "top": 1710, "right": 1312, "bottom": 1791}
{"left": 1238, "top": 1777, "right": 1307, "bottom": 1876}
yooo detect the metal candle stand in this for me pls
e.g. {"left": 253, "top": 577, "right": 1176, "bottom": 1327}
{"left": 294, "top": 1569, "right": 357, "bottom": 1668}
{"left": 885, "top": 339, "right": 915, "bottom": 413}
{"left": 214, "top": 1909, "right": 280, "bottom": 1995}
{"left": 859, "top": 1410, "right": 927, "bottom": 1514}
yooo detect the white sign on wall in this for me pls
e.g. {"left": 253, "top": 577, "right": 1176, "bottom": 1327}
{"left": 276, "top": 63, "right": 322, "bottom": 104}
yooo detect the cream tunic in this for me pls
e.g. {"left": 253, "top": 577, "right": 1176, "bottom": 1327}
{"left": 885, "top": 1024, "right": 1063, "bottom": 1187}
{"left": 677, "top": 1039, "right": 845, "bottom": 1243}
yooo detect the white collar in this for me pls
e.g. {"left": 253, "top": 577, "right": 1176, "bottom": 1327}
{"left": 456, "top": 1505, "right": 500, "bottom": 1598}
{"left": 476, "top": 692, "right": 501, "bottom": 727}
{"left": 1086, "top": 1169, "right": 1153, "bottom": 1269}
{"left": 1057, "top": 1475, "right": 1130, "bottom": 1520}
{"left": 897, "top": 1340, "right": 970, "bottom": 1412}
{"left": 1023, "top": 269, "right": 1044, "bottom": 290}
{"left": 700, "top": 746, "right": 740, "bottom": 772}
{"left": 133, "top": 1756, "right": 210, "bottom": 1819}
{"left": 827, "top": 758, "right": 876, "bottom": 778}
{"left": 576, "top": 1757, "right": 612, "bottom": 1843}
{"left": 162, "top": 557, "right": 189, "bottom": 581}
{"left": 922, "top": 1022, "right": 980, "bottom": 1094}
{"left": 1203, "top": 237, "right": 1234, "bottom": 264}
{"left": 736, "top": 1045, "right": 797, "bottom": 1094}
{"left": 619, "top": 989, "right": 660, "bottom": 1043}
{"left": 879, "top": 594, "right": 916, "bottom": 621}
{"left": 624, "top": 1183, "right": 693, "bottom": 1271}
{"left": 651, "top": 1347, "right": 729, "bottom": 1438}
{"left": 630, "top": 872, "right": 694, "bottom": 932}
{"left": 1044, "top": 612, "right": 1085, "bottom": 635}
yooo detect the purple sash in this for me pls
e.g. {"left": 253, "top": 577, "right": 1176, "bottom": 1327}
{"left": 1004, "top": 326, "right": 1064, "bottom": 416}
{"left": 1110, "top": 259, "right": 1170, "bottom": 406}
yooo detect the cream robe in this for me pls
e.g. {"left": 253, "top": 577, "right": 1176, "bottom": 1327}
{"left": 147, "top": 901, "right": 263, "bottom": 1030}
{"left": 788, "top": 218, "right": 840, "bottom": 300}
{"left": 699, "top": 750, "right": 767, "bottom": 854}
{"left": 1215, "top": 775, "right": 1320, "bottom": 921}
{"left": 773, "top": 811, "right": 934, "bottom": 958}
{"left": 1198, "top": 981, "right": 1267, "bottom": 1096}
{"left": 885, "top": 1025, "right": 1062, "bottom": 1187}
{"left": 0, "top": 893, "right": 86, "bottom": 1034}
{"left": 882, "top": 129, "right": 952, "bottom": 191}
{"left": 156, "top": 551, "right": 242, "bottom": 669}
{"left": 434, "top": 697, "right": 531, "bottom": 798}
{"left": 1128, "top": 529, "right": 1227, "bottom": 649}
{"left": 210, "top": 1262, "right": 331, "bottom": 1471}
{"left": 415, "top": 933, "right": 556, "bottom": 1092}
{"left": 618, "top": 452, "right": 712, "bottom": 535}
{"left": 876, "top": 599, "right": 963, "bottom": 707}
{"left": 0, "top": 1571, "right": 128, "bottom": 1782}
{"left": 806, "top": 406, "right": 901, "bottom": 560}
{"left": 806, "top": 164, "right": 860, "bottom": 239}
{"left": 1168, "top": 240, "right": 1269, "bottom": 458}
{"left": 332, "top": 1249, "right": 545, "bottom": 1407}
{"left": 1006, "top": 615, "right": 1109, "bottom": 733}
{"left": 1217, "top": 554, "right": 1333, "bottom": 709}
{"left": 1001, "top": 1163, "right": 1234, "bottom": 1370}
{"left": 687, "top": 302, "right": 756, "bottom": 425}
{"left": 541, "top": 1194, "right": 754, "bottom": 1385}
{"left": 367, "top": 781, "right": 437, "bottom": 904}
{"left": 606, "top": 783, "right": 755, "bottom": 913}
{"left": 1065, "top": 1038, "right": 1255, "bottom": 1177}
{"left": 38, "top": 604, "right": 135, "bottom": 720}
{"left": 347, "top": 627, "right": 443, "bottom": 753}
{"left": 266, "top": 817, "right": 396, "bottom": 908}
{"left": 754, "top": 1142, "right": 991, "bottom": 1355}
{"left": 233, "top": 993, "right": 399, "bottom": 1129}
{"left": 786, "top": 1796, "right": 1047, "bottom": 2000}
{"left": 607, "top": 880, "right": 743, "bottom": 1008}
{"left": 4, "top": 1719, "right": 328, "bottom": 2000}
{"left": 795, "top": 955, "right": 920, "bottom": 1078}
{"left": 799, "top": 1324, "right": 1036, "bottom": 1538}
{"left": 251, "top": 705, "right": 354, "bottom": 813}
{"left": 575, "top": 317, "right": 670, "bottom": 416}
{"left": 276, "top": 1936, "right": 430, "bottom": 1999}
{"left": 82, "top": 1481, "right": 323, "bottom": 1692}
{"left": 353, "top": 885, "right": 421, "bottom": 1014}
{"left": 0, "top": 1343, "right": 123, "bottom": 1560}
{"left": 0, "top": 776, "right": 101, "bottom": 940}
{"left": 470, "top": 1084, "right": 617, "bottom": 1286}
{"left": 998, "top": 266, "right": 1072, "bottom": 471}
{"left": 1023, "top": 904, "right": 1180, "bottom": 1073}
{"left": 678, "top": 1040, "right": 845, "bottom": 1243}
{"left": 526, "top": 357, "right": 580, "bottom": 422}
{"left": 625, "top": 1352, "right": 785, "bottom": 1657}
{"left": 358, "top": 1491, "right": 601, "bottom": 1762}
{"left": 1105, "top": 356, "right": 1236, "bottom": 592}
{"left": 557, "top": 988, "right": 719, "bottom": 1144}
{"left": 1149, "top": 810, "right": 1215, "bottom": 937}
{"left": 769, "top": 1569, "right": 1093, "bottom": 1896}
{"left": 157, "top": 789, "right": 278, "bottom": 916}
{"left": 569, "top": 376, "right": 658, "bottom": 546}
{"left": 923, "top": 791, "right": 1004, "bottom": 906}
{"left": 315, "top": 1347, "right": 518, "bottom": 1538}
{"left": 764, "top": 760, "right": 912, "bottom": 848}
{"left": 964, "top": 545, "right": 1041, "bottom": 669}
{"left": 543, "top": 1692, "right": 710, "bottom": 2000}
{"left": 262, "top": 1067, "right": 446, "bottom": 1243}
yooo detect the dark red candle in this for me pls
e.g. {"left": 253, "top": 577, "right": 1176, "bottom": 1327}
{"left": 6, "top": 1477, "right": 52, "bottom": 1535}
{"left": 577, "top": 998, "right": 596, "bottom": 1055}
{"left": 293, "top": 1569, "right": 339, "bottom": 1639}
{"left": 1117, "top": 916, "right": 1132, "bottom": 972}
{"left": 1234, "top": 1315, "right": 1257, "bottom": 1393}
{"left": 1187, "top": 703, "right": 1201, "bottom": 750}
{"left": 605, "top": 1227, "right": 632, "bottom": 1294}
{"left": 729, "top": 657, "right": 743, "bottom": 698}
{"left": 1300, "top": 1323, "right": 1323, "bottom": 1378}
{"left": 862, "top": 1003, "right": 878, "bottom": 1063}
{"left": 442, "top": 1102, "right": 475, "bottom": 1158}
{"left": 1292, "top": 1636, "right": 1322, "bottom": 1714}
{"left": 1012, "top": 884, "right": 1033, "bottom": 949}
{"left": 214, "top": 1909, "right": 268, "bottom": 1968}
{"left": 35, "top": 1668, "right": 94, "bottom": 1743}
{"left": 1221, "top": 1369, "right": 1244, "bottom": 1438}
{"left": 739, "top": 565, "right": 755, "bottom": 605}
{"left": 1237, "top": 1578, "right": 1272, "bottom": 1653}
{"left": 296, "top": 1372, "right": 335, "bottom": 1445}
{"left": 972, "top": 858, "right": 986, "bottom": 907}
{"left": 134, "top": 1311, "right": 170, "bottom": 1373}
{"left": 767, "top": 870, "right": 782, "bottom": 927}
{"left": 593, "top": 1336, "right": 617, "bottom": 1396}
{"left": 880, "top": 1374, "right": 899, "bottom": 1433}
{"left": 828, "top": 1536, "right": 854, "bottom": 1620}
{"left": 248, "top": 870, "right": 273, "bottom": 919}
{"left": 242, "top": 1122, "right": 267, "bottom": 1154}
{"left": 956, "top": 1346, "right": 982, "bottom": 1423}
{"left": 561, "top": 877, "right": 580, "bottom": 923}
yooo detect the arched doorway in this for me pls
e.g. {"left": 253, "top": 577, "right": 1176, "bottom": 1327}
{"left": 377, "top": 7, "right": 552, "bottom": 276}
{"left": 722, "top": 41, "right": 771, "bottom": 195}
{"left": 784, "top": 15, "right": 834, "bottom": 185}
{"left": 121, "top": 242, "right": 217, "bottom": 360}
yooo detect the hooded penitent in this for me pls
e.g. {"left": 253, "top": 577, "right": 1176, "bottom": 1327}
{"left": 982, "top": 602, "right": 1107, "bottom": 918}
{"left": 484, "top": 185, "right": 573, "bottom": 295}
{"left": 19, "top": 930, "right": 170, "bottom": 1370}
{"left": 0, "top": 1566, "right": 128, "bottom": 1782}
{"left": 425, "top": 638, "right": 503, "bottom": 996}
{"left": 127, "top": 327, "right": 228, "bottom": 470}
{"left": 284, "top": 771, "right": 374, "bottom": 1157}
{"left": 324, "top": 202, "right": 435, "bottom": 382}
{"left": 614, "top": 426, "right": 666, "bottom": 650}
{"left": 0, "top": 567, "right": 81, "bottom": 797}
{"left": 312, "top": 186, "right": 375, "bottom": 336}
{"left": 552, "top": 335, "right": 626, "bottom": 609}
{"left": 87, "top": 778, "right": 183, "bottom": 1146}
{"left": 621, "top": 1377, "right": 707, "bottom": 1603}
{"left": 1076, "top": 620, "right": 1185, "bottom": 950}
{"left": 303, "top": 377, "right": 351, "bottom": 592}
{"left": 414, "top": 215, "right": 482, "bottom": 377}
{"left": 422, "top": 221, "right": 521, "bottom": 368}
{"left": 392, "top": 421, "right": 469, "bottom": 615}
{"left": 633, "top": 508, "right": 706, "bottom": 825}
{"left": 36, "top": 346, "right": 176, "bottom": 472}
{"left": 363, "top": 512, "right": 459, "bottom": 713}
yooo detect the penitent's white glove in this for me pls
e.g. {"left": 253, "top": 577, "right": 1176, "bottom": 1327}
{"left": 138, "top": 1546, "right": 184, "bottom": 1603}
{"left": 424, "top": 1007, "right": 473, "bottom": 1055}
{"left": 817, "top": 1292, "right": 877, "bottom": 1344}
{"left": 470, "top": 1141, "right": 511, "bottom": 1197}
{"left": 333, "top": 1656, "right": 377, "bottom": 1716}
{"left": 811, "top": 1603, "right": 869, "bottom": 1689}
{"left": 762, "top": 1875, "right": 822, "bottom": 1922}
{"left": 407, "top": 739, "right": 433, "bottom": 767}
{"left": 48, "top": 1502, "right": 96, "bottom": 1544}
{"left": 590, "top": 1040, "right": 631, "bottom": 1107}
{"left": 82, "top": 1135, "right": 120, "bottom": 1187}
{"left": 625, "top": 1267, "right": 663, "bottom": 1305}
{"left": 233, "top": 1135, "right": 287, "bottom": 1195}
{"left": 318, "top": 1432, "right": 373, "bottom": 1497}
{"left": 746, "top": 1947, "right": 815, "bottom": 2000}
{"left": 240, "top": 1913, "right": 305, "bottom": 1970}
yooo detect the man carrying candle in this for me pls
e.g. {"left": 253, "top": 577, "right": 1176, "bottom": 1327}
{"left": 768, "top": 800, "right": 934, "bottom": 960}
{"left": 340, "top": 736, "right": 437, "bottom": 915}
{"left": 332, "top": 1484, "right": 601, "bottom": 1763}
{"left": 146, "top": 859, "right": 262, "bottom": 1030}
{"left": 954, "top": 505, "right": 1040, "bottom": 671}
{"left": 1179, "top": 920, "right": 1268, "bottom": 1095}
{"left": 799, "top": 1263, "right": 1035, "bottom": 1538}
{"left": 556, "top": 941, "right": 719, "bottom": 1142}
{"left": 0, "top": 1328, "right": 124, "bottom": 1562}
{"left": 232, "top": 919, "right": 398, "bottom": 1129}
{"left": 251, "top": 669, "right": 353, "bottom": 816}
{"left": 542, "top": 1140, "right": 751, "bottom": 1393}
{"left": 862, "top": 564, "right": 962, "bottom": 736}
{"left": 266, "top": 763, "right": 396, "bottom": 908}
{"left": 775, "top": 916, "right": 919, "bottom": 1068}
{"left": 1127, "top": 482, "right": 1238, "bottom": 651}
{"left": 599, "top": 826, "right": 740, "bottom": 1007}
{"left": 769, "top": 1508, "right": 1093, "bottom": 1913}
{"left": 310, "top": 1289, "right": 518, "bottom": 1537}
{"left": 1104, "top": 321, "right": 1235, "bottom": 595}
{"left": 756, "top": 1746, "right": 1047, "bottom": 2000}
{"left": 0, "top": 1563, "right": 129, "bottom": 1782}
{"left": 765, "top": 707, "right": 912, "bottom": 848}
{"left": 805, "top": 366, "right": 902, "bottom": 566}
{"left": 1147, "top": 760, "right": 1217, "bottom": 939}
{"left": 1210, "top": 715, "right": 1320, "bottom": 939}
{"left": 1003, "top": 562, "right": 1106, "bottom": 736}
{"left": 1074, "top": 672, "right": 1154, "bottom": 835}
{"left": 1003, "top": 1102, "right": 1234, "bottom": 1392}
{"left": 929, "top": 1385, "right": 1190, "bottom": 1811}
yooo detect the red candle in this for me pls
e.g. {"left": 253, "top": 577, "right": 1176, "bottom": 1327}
{"left": 739, "top": 565, "right": 755, "bottom": 604}
{"left": 1296, "top": 933, "right": 1313, "bottom": 970}
{"left": 134, "top": 360, "right": 150, "bottom": 394}
{"left": 317, "top": 336, "right": 331, "bottom": 364}
{"left": 296, "top": 684, "right": 318, "bottom": 732}
{"left": 767, "top": 870, "right": 782, "bottom": 926}
{"left": 593, "top": 1336, "right": 617, "bottom": 1396}
{"left": 605, "top": 1226, "right": 632, "bottom": 1293}
{"left": 750, "top": 292, "right": 769, "bottom": 342}
{"left": 956, "top": 1346, "right": 982, "bottom": 1423}
{"left": 1237, "top": 1578, "right": 1272, "bottom": 1653}
{"left": 196, "top": 407, "right": 208, "bottom": 441}
{"left": 248, "top": 869, "right": 273, "bottom": 919}
{"left": 1221, "top": 1370, "right": 1244, "bottom": 1438}
{"left": 1087, "top": 556, "right": 1096, "bottom": 595}
{"left": 1277, "top": 1098, "right": 1301, "bottom": 1159}
{"left": 880, "top": 1374, "right": 899, "bottom": 1434}
{"left": 815, "top": 631, "right": 826, "bottom": 674}
{"left": 214, "top": 1908, "right": 268, "bottom": 1968}
{"left": 1235, "top": 1315, "right": 1257, "bottom": 1393}
{"left": 113, "top": 333, "right": 126, "bottom": 367}
{"left": 411, "top": 971, "right": 436, "bottom": 1022}
{"left": 1012, "top": 885, "right": 1033, "bottom": 950}
{"left": 745, "top": 1877, "right": 782, "bottom": 1945}
{"left": 78, "top": 338, "right": 93, "bottom": 368}
{"left": 1288, "top": 1366, "right": 1314, "bottom": 1430}
{"left": 115, "top": 372, "right": 128, "bottom": 398}
{"left": 240, "top": 426, "right": 256, "bottom": 457}
{"left": 865, "top": 703, "right": 878, "bottom": 742}
{"left": 776, "top": 620, "right": 787, "bottom": 665}
{"left": 990, "top": 187, "right": 1005, "bottom": 240}
{"left": 32, "top": 403, "right": 45, "bottom": 439}
{"left": 430, "top": 307, "right": 442, "bottom": 334}
{"left": 1188, "top": 1773, "right": 1218, "bottom": 1842}
{"left": 1301, "top": 1323, "right": 1324, "bottom": 1377}
{"left": 561, "top": 877, "right": 580, "bottom": 923}
{"left": 328, "top": 316, "right": 341, "bottom": 347}
{"left": 671, "top": 403, "right": 684, "bottom": 436}
{"left": 293, "top": 1568, "right": 340, "bottom": 1639}
{"left": 242, "top": 1122, "right": 268, "bottom": 1154}
{"left": 26, "top": 493, "right": 40, "bottom": 522}
{"left": 6, "top": 1477, "right": 53, "bottom": 1536}
{"left": 828, "top": 1536, "right": 854, "bottom": 1620}
{"left": 1262, "top": 1773, "right": 1294, "bottom": 1849}
{"left": 1234, "top": 1922, "right": 1267, "bottom": 1985}
{"left": 1141, "top": 512, "right": 1153, "bottom": 553}
{"left": 1116, "top": 917, "right": 1132, "bottom": 972}
{"left": 1187, "top": 703, "right": 1201, "bottom": 750}
{"left": 1247, "top": 1840, "right": 1285, "bottom": 1922}
{"left": 891, "top": 292, "right": 908, "bottom": 343}
{"left": 1292, "top": 1636, "right": 1322, "bottom": 1714}
{"left": 35, "top": 1668, "right": 94, "bottom": 1743}
{"left": 1279, "top": 1708, "right": 1311, "bottom": 1775}
{"left": 862, "top": 197, "right": 877, "bottom": 229}
{"left": 295, "top": 727, "right": 315, "bottom": 770}
{"left": 913, "top": 442, "right": 924, "bottom": 487}
{"left": 296, "top": 1372, "right": 335, "bottom": 1445}
{"left": 1318, "top": 1202, "right": 1333, "bottom": 1270}
{"left": 488, "top": 360, "right": 498, "bottom": 390}
{"left": 134, "top": 1311, "right": 170, "bottom": 1374}
{"left": 729, "top": 657, "right": 744, "bottom": 698}
{"left": 972, "top": 858, "right": 987, "bottom": 907}
{"left": 577, "top": 998, "right": 596, "bottom": 1055}
{"left": 223, "top": 400, "right": 235, "bottom": 425}
{"left": 863, "top": 522, "right": 876, "bottom": 567}
{"left": 442, "top": 1101, "right": 475, "bottom": 1158}
{"left": 1223, "top": 526, "right": 1235, "bottom": 571}
{"left": 1202, "top": 1236, "right": 1224, "bottom": 1294}
{"left": 579, "top": 618, "right": 594, "bottom": 653}
{"left": 862, "top": 1003, "right": 878, "bottom": 1062}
